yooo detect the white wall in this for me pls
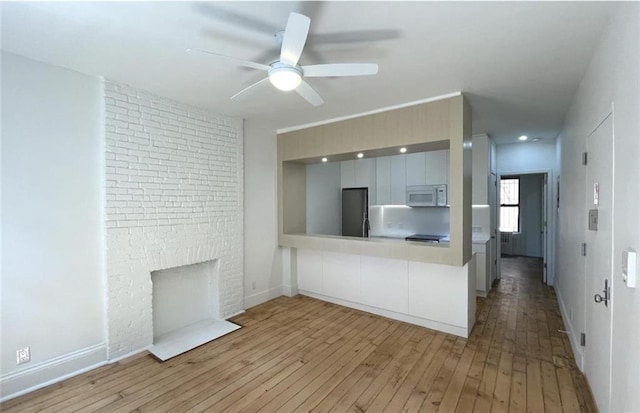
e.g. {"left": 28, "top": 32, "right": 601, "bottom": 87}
{"left": 556, "top": 4, "right": 639, "bottom": 412}
{"left": 1, "top": 53, "right": 106, "bottom": 398}
{"left": 103, "top": 81, "right": 244, "bottom": 359}
{"left": 306, "top": 162, "right": 341, "bottom": 236}
{"left": 243, "top": 121, "right": 283, "bottom": 308}
{"left": 497, "top": 141, "right": 558, "bottom": 283}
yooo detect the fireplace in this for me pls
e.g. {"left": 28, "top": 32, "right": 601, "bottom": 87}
{"left": 149, "top": 260, "right": 240, "bottom": 361}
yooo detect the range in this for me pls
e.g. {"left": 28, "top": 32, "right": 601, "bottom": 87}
{"left": 404, "top": 234, "right": 446, "bottom": 243}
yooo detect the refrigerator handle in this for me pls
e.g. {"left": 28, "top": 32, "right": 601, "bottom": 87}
{"left": 362, "top": 212, "right": 370, "bottom": 238}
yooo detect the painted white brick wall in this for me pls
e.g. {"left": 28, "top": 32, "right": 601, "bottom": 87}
{"left": 104, "top": 81, "right": 243, "bottom": 359}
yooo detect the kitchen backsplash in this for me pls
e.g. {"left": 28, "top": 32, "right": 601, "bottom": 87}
{"left": 369, "top": 206, "right": 450, "bottom": 237}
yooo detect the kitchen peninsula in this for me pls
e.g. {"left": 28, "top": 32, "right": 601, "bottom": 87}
{"left": 277, "top": 94, "right": 476, "bottom": 337}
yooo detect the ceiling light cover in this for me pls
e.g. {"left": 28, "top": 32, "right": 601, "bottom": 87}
{"left": 518, "top": 135, "right": 528, "bottom": 141}
{"left": 322, "top": 157, "right": 328, "bottom": 162}
{"left": 269, "top": 67, "right": 302, "bottom": 91}
{"left": 400, "top": 147, "right": 407, "bottom": 153}
{"left": 357, "top": 153, "right": 364, "bottom": 158}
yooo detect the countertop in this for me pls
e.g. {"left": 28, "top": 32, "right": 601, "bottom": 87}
{"left": 370, "top": 234, "right": 490, "bottom": 245}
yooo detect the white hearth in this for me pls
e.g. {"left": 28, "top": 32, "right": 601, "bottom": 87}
{"left": 149, "top": 260, "right": 240, "bottom": 361}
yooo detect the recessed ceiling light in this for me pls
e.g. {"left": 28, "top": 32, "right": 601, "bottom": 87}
{"left": 321, "top": 157, "right": 328, "bottom": 162}
{"left": 532, "top": 138, "right": 541, "bottom": 142}
{"left": 518, "top": 135, "right": 528, "bottom": 141}
{"left": 357, "top": 153, "right": 364, "bottom": 158}
{"left": 399, "top": 147, "right": 407, "bottom": 153}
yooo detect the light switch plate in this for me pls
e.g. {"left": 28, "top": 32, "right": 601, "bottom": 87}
{"left": 622, "top": 250, "right": 637, "bottom": 288}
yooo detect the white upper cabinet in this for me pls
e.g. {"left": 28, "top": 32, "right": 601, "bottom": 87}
{"left": 390, "top": 155, "right": 407, "bottom": 205}
{"left": 406, "top": 150, "right": 449, "bottom": 187}
{"left": 341, "top": 158, "right": 376, "bottom": 205}
{"left": 344, "top": 150, "right": 449, "bottom": 206}
{"left": 340, "top": 160, "right": 356, "bottom": 188}
{"left": 425, "top": 150, "right": 449, "bottom": 186}
{"left": 472, "top": 134, "right": 490, "bottom": 204}
{"left": 375, "top": 156, "right": 391, "bottom": 205}
{"left": 406, "top": 152, "right": 427, "bottom": 186}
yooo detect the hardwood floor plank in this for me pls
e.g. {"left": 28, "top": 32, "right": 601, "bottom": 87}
{"left": 363, "top": 333, "right": 447, "bottom": 413}
{"left": 363, "top": 331, "right": 436, "bottom": 413}
{"left": 509, "top": 356, "right": 527, "bottom": 413}
{"left": 1, "top": 257, "right": 597, "bottom": 413}
{"left": 472, "top": 346, "right": 501, "bottom": 413}
{"left": 401, "top": 335, "right": 456, "bottom": 412}
{"left": 557, "top": 367, "right": 581, "bottom": 412}
{"left": 438, "top": 344, "right": 476, "bottom": 412}
{"left": 526, "top": 359, "right": 544, "bottom": 413}
{"left": 540, "top": 360, "right": 562, "bottom": 412}
{"left": 490, "top": 351, "right": 513, "bottom": 413}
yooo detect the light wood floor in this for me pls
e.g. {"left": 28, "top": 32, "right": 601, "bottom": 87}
{"left": 2, "top": 256, "right": 595, "bottom": 412}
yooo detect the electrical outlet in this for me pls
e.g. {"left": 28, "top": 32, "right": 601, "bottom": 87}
{"left": 251, "top": 281, "right": 256, "bottom": 290}
{"left": 16, "top": 347, "right": 30, "bottom": 365}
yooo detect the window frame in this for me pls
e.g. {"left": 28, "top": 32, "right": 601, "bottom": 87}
{"left": 499, "top": 176, "right": 520, "bottom": 233}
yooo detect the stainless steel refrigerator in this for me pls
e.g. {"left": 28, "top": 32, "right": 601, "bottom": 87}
{"left": 341, "top": 187, "right": 370, "bottom": 237}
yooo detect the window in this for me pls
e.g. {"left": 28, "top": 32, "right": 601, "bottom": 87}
{"left": 500, "top": 177, "right": 520, "bottom": 232}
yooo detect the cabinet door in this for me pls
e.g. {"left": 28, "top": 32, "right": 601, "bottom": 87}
{"left": 475, "top": 253, "right": 487, "bottom": 292}
{"left": 472, "top": 136, "right": 489, "bottom": 204}
{"left": 340, "top": 160, "right": 355, "bottom": 188}
{"left": 355, "top": 158, "right": 376, "bottom": 206}
{"left": 406, "top": 152, "right": 426, "bottom": 186}
{"left": 425, "top": 149, "right": 449, "bottom": 186}
{"left": 375, "top": 156, "right": 391, "bottom": 205}
{"left": 390, "top": 154, "right": 407, "bottom": 205}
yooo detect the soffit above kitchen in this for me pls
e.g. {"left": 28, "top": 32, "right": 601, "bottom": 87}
{"left": 0, "top": 1, "right": 617, "bottom": 144}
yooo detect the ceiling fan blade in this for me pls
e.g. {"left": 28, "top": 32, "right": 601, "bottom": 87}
{"left": 296, "top": 80, "right": 324, "bottom": 106}
{"left": 230, "top": 77, "right": 270, "bottom": 100}
{"left": 187, "top": 48, "right": 270, "bottom": 72}
{"left": 280, "top": 12, "right": 310, "bottom": 66}
{"left": 302, "top": 63, "right": 379, "bottom": 78}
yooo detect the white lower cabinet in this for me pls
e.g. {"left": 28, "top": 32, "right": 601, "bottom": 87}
{"left": 360, "top": 256, "right": 408, "bottom": 314}
{"left": 473, "top": 241, "right": 490, "bottom": 295}
{"left": 408, "top": 261, "right": 467, "bottom": 328}
{"left": 295, "top": 248, "right": 474, "bottom": 338}
{"left": 297, "top": 249, "right": 323, "bottom": 294}
{"left": 321, "top": 252, "right": 361, "bottom": 302}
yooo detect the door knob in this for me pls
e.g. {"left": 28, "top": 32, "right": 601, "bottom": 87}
{"left": 594, "top": 279, "right": 610, "bottom": 307}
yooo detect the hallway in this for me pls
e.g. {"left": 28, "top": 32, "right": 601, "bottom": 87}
{"left": 473, "top": 255, "right": 596, "bottom": 411}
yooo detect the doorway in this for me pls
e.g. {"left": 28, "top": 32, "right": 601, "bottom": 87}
{"left": 498, "top": 172, "right": 549, "bottom": 283}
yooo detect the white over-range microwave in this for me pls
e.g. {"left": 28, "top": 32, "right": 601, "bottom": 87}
{"left": 406, "top": 185, "right": 448, "bottom": 207}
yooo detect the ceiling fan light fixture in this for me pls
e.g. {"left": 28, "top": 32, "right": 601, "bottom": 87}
{"left": 268, "top": 66, "right": 302, "bottom": 91}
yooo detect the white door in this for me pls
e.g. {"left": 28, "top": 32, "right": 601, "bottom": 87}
{"left": 584, "top": 113, "right": 614, "bottom": 412}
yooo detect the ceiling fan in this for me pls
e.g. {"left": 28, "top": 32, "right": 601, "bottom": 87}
{"left": 188, "top": 12, "right": 379, "bottom": 106}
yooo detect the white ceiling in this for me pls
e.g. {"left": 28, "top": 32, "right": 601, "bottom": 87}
{"left": 1, "top": 1, "right": 617, "bottom": 143}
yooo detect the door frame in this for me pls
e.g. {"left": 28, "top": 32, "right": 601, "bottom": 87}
{"left": 496, "top": 169, "right": 555, "bottom": 285}
{"left": 582, "top": 110, "right": 615, "bottom": 412}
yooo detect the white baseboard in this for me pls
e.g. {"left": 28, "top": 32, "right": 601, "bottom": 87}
{"left": 0, "top": 343, "right": 107, "bottom": 402}
{"left": 556, "top": 287, "right": 584, "bottom": 370}
{"left": 299, "top": 290, "right": 470, "bottom": 338}
{"left": 243, "top": 286, "right": 283, "bottom": 309}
